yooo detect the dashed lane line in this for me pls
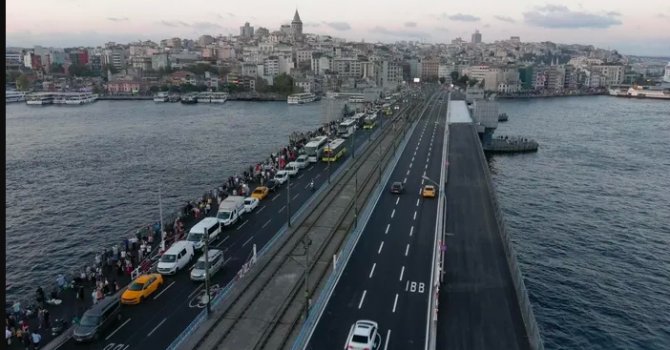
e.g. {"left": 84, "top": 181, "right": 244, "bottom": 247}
{"left": 369, "top": 263, "right": 376, "bottom": 278}
{"left": 147, "top": 317, "right": 167, "bottom": 337}
{"left": 106, "top": 318, "right": 131, "bottom": 340}
{"left": 385, "top": 224, "right": 390, "bottom": 234}
{"left": 358, "top": 290, "right": 367, "bottom": 309}
{"left": 153, "top": 281, "right": 175, "bottom": 300}
{"left": 378, "top": 241, "right": 384, "bottom": 254}
{"left": 405, "top": 244, "right": 410, "bottom": 256}
{"left": 399, "top": 266, "right": 405, "bottom": 281}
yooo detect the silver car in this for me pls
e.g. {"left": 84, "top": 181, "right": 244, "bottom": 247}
{"left": 190, "top": 249, "right": 224, "bottom": 282}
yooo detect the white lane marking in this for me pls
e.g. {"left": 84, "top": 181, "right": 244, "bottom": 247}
{"left": 425, "top": 163, "right": 428, "bottom": 170}
{"left": 237, "top": 220, "right": 248, "bottom": 231}
{"left": 308, "top": 166, "right": 314, "bottom": 171}
{"left": 399, "top": 266, "right": 405, "bottom": 281}
{"left": 405, "top": 244, "right": 410, "bottom": 256}
{"left": 413, "top": 211, "right": 417, "bottom": 220}
{"left": 153, "top": 281, "right": 175, "bottom": 300}
{"left": 187, "top": 285, "right": 204, "bottom": 299}
{"left": 297, "top": 174, "right": 304, "bottom": 179}
{"left": 416, "top": 198, "right": 420, "bottom": 206}
{"left": 304, "top": 183, "right": 311, "bottom": 190}
{"left": 418, "top": 188, "right": 422, "bottom": 195}
{"left": 242, "top": 236, "right": 254, "bottom": 247}
{"left": 293, "top": 193, "right": 300, "bottom": 200}
{"left": 385, "top": 224, "right": 390, "bottom": 234}
{"left": 406, "top": 169, "right": 410, "bottom": 176}
{"left": 395, "top": 197, "right": 399, "bottom": 205}
{"left": 215, "top": 236, "right": 230, "bottom": 248}
{"left": 278, "top": 205, "right": 286, "bottom": 213}
{"left": 271, "top": 193, "right": 281, "bottom": 201}
{"left": 147, "top": 317, "right": 167, "bottom": 337}
{"left": 391, "top": 209, "right": 395, "bottom": 218}
{"left": 384, "top": 330, "right": 391, "bottom": 350}
{"left": 405, "top": 281, "right": 409, "bottom": 291}
{"left": 378, "top": 241, "right": 384, "bottom": 254}
{"left": 256, "top": 206, "right": 265, "bottom": 214}
{"left": 358, "top": 290, "right": 367, "bottom": 309}
{"left": 262, "top": 219, "right": 271, "bottom": 228}
{"left": 315, "top": 174, "right": 321, "bottom": 179}
{"left": 403, "top": 177, "right": 407, "bottom": 184}
{"left": 409, "top": 226, "right": 414, "bottom": 236}
{"left": 392, "top": 293, "right": 399, "bottom": 313}
{"left": 369, "top": 263, "right": 376, "bottom": 278}
{"left": 105, "top": 318, "right": 131, "bottom": 340}
{"left": 412, "top": 156, "right": 415, "bottom": 162}
{"left": 421, "top": 179, "right": 424, "bottom": 185}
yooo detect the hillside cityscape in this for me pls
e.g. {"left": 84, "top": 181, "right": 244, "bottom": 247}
{"left": 6, "top": 10, "right": 670, "bottom": 98}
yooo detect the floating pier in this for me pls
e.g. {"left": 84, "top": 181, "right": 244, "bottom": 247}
{"left": 484, "top": 136, "right": 539, "bottom": 153}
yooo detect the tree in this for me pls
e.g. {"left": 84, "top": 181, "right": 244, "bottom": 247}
{"left": 254, "top": 77, "right": 269, "bottom": 93}
{"left": 6, "top": 70, "right": 21, "bottom": 84}
{"left": 271, "top": 73, "right": 295, "bottom": 95}
{"left": 50, "top": 63, "right": 65, "bottom": 74}
{"left": 439, "top": 77, "right": 446, "bottom": 84}
{"left": 169, "top": 85, "right": 181, "bottom": 93}
{"left": 450, "top": 71, "right": 459, "bottom": 82}
{"left": 69, "top": 63, "right": 94, "bottom": 77}
{"left": 468, "top": 78, "right": 479, "bottom": 87}
{"left": 160, "top": 85, "right": 170, "bottom": 92}
{"left": 16, "top": 74, "right": 31, "bottom": 91}
{"left": 149, "top": 86, "right": 160, "bottom": 94}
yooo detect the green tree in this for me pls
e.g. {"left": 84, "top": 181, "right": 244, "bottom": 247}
{"left": 180, "top": 83, "right": 197, "bottom": 92}
{"left": 169, "top": 85, "right": 181, "bottom": 93}
{"left": 16, "top": 74, "right": 31, "bottom": 91}
{"left": 6, "top": 70, "right": 21, "bottom": 84}
{"left": 149, "top": 86, "right": 160, "bottom": 93}
{"left": 69, "top": 63, "right": 94, "bottom": 77}
{"left": 468, "top": 78, "right": 479, "bottom": 87}
{"left": 160, "top": 85, "right": 170, "bottom": 92}
{"left": 50, "top": 63, "right": 65, "bottom": 74}
{"left": 271, "top": 73, "right": 295, "bottom": 95}
{"left": 450, "top": 71, "right": 459, "bottom": 82}
{"left": 439, "top": 77, "right": 446, "bottom": 84}
{"left": 254, "top": 77, "right": 269, "bottom": 93}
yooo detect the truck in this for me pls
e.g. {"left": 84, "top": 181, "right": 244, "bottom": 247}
{"left": 216, "top": 196, "right": 245, "bottom": 227}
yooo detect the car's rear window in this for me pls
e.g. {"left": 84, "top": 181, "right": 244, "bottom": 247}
{"left": 352, "top": 334, "right": 369, "bottom": 343}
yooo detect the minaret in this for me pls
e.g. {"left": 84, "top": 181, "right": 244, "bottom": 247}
{"left": 291, "top": 9, "right": 303, "bottom": 41}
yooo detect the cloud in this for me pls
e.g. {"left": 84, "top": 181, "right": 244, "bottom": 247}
{"left": 370, "top": 26, "right": 430, "bottom": 39}
{"left": 447, "top": 13, "right": 480, "bottom": 22}
{"left": 322, "top": 21, "right": 351, "bottom": 31}
{"left": 494, "top": 15, "right": 515, "bottom": 23}
{"left": 434, "top": 27, "right": 449, "bottom": 32}
{"left": 523, "top": 5, "right": 623, "bottom": 28}
{"left": 191, "top": 22, "right": 223, "bottom": 30}
{"left": 160, "top": 20, "right": 190, "bottom": 27}
{"left": 303, "top": 22, "right": 321, "bottom": 28}
{"left": 404, "top": 22, "right": 417, "bottom": 28}
{"left": 106, "top": 17, "right": 128, "bottom": 22}
{"left": 606, "top": 11, "right": 621, "bottom": 16}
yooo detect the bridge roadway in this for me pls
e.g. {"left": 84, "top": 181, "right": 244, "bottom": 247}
{"left": 436, "top": 122, "right": 531, "bottom": 349}
{"left": 306, "top": 92, "right": 447, "bottom": 349}
{"left": 54, "top": 101, "right": 418, "bottom": 350}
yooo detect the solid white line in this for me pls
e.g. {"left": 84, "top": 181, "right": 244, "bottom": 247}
{"left": 413, "top": 211, "right": 417, "bottom": 220}
{"left": 416, "top": 198, "right": 420, "bottom": 206}
{"left": 384, "top": 330, "right": 391, "bottom": 350}
{"left": 256, "top": 206, "right": 265, "bottom": 214}
{"left": 410, "top": 226, "right": 414, "bottom": 236}
{"left": 293, "top": 193, "right": 300, "bottom": 200}
{"left": 271, "top": 193, "right": 281, "bottom": 201}
{"left": 369, "top": 263, "right": 376, "bottom": 278}
{"left": 395, "top": 197, "right": 399, "bottom": 205}
{"left": 405, "top": 244, "right": 410, "bottom": 256}
{"left": 392, "top": 293, "right": 399, "bottom": 312}
{"left": 105, "top": 318, "right": 131, "bottom": 340}
{"left": 378, "top": 241, "right": 384, "bottom": 254}
{"left": 399, "top": 266, "right": 405, "bottom": 281}
{"left": 187, "top": 285, "right": 204, "bottom": 300}
{"left": 262, "top": 219, "right": 271, "bottom": 228}
{"left": 425, "top": 163, "right": 428, "bottom": 170}
{"left": 236, "top": 220, "right": 248, "bottom": 231}
{"left": 242, "top": 236, "right": 254, "bottom": 247}
{"left": 358, "top": 290, "right": 367, "bottom": 309}
{"left": 278, "top": 205, "right": 286, "bottom": 213}
{"left": 153, "top": 281, "right": 175, "bottom": 300}
{"left": 147, "top": 317, "right": 167, "bottom": 337}
{"left": 385, "top": 224, "right": 390, "bottom": 234}
{"left": 391, "top": 209, "right": 395, "bottom": 218}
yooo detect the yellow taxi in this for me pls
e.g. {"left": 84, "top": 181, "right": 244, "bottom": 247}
{"left": 121, "top": 273, "right": 164, "bottom": 305}
{"left": 422, "top": 185, "right": 436, "bottom": 198}
{"left": 251, "top": 186, "right": 269, "bottom": 200}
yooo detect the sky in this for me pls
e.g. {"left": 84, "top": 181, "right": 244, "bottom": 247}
{"left": 5, "top": 0, "right": 670, "bottom": 56}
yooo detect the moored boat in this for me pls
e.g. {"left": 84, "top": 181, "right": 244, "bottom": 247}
{"left": 288, "top": 92, "right": 316, "bottom": 105}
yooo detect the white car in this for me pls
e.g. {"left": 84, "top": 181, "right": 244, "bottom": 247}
{"left": 345, "top": 320, "right": 380, "bottom": 350}
{"left": 274, "top": 170, "right": 289, "bottom": 185}
{"left": 243, "top": 197, "right": 259, "bottom": 213}
{"left": 294, "top": 155, "right": 308, "bottom": 169}
{"left": 285, "top": 162, "right": 299, "bottom": 176}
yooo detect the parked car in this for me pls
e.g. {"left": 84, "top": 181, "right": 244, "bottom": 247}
{"left": 294, "top": 155, "right": 309, "bottom": 169}
{"left": 190, "top": 249, "right": 225, "bottom": 282}
{"left": 345, "top": 320, "right": 380, "bottom": 350}
{"left": 251, "top": 187, "right": 269, "bottom": 200}
{"left": 121, "top": 274, "right": 164, "bottom": 305}
{"left": 157, "top": 241, "right": 195, "bottom": 275}
{"left": 285, "top": 162, "right": 299, "bottom": 176}
{"left": 274, "top": 170, "right": 289, "bottom": 185}
{"left": 72, "top": 297, "right": 122, "bottom": 342}
{"left": 390, "top": 181, "right": 404, "bottom": 194}
{"left": 244, "top": 197, "right": 260, "bottom": 212}
{"left": 266, "top": 179, "right": 279, "bottom": 192}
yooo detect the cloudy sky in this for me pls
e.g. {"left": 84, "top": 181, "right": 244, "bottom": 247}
{"left": 6, "top": 0, "right": 670, "bottom": 56}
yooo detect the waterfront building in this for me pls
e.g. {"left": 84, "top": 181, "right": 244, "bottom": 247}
{"left": 589, "top": 64, "right": 624, "bottom": 86}
{"left": 663, "top": 62, "right": 670, "bottom": 83}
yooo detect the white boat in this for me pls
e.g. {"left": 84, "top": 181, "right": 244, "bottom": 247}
{"left": 288, "top": 92, "right": 317, "bottom": 105}
{"left": 25, "top": 92, "right": 55, "bottom": 105}
{"left": 198, "top": 92, "right": 212, "bottom": 103}
{"left": 610, "top": 86, "right": 670, "bottom": 100}
{"left": 209, "top": 92, "right": 228, "bottom": 103}
{"left": 153, "top": 92, "right": 169, "bottom": 102}
{"left": 6, "top": 90, "right": 25, "bottom": 103}
{"left": 63, "top": 92, "right": 97, "bottom": 105}
{"left": 347, "top": 94, "right": 366, "bottom": 103}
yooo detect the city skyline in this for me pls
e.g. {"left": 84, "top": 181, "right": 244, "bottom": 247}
{"left": 6, "top": 0, "right": 670, "bottom": 56}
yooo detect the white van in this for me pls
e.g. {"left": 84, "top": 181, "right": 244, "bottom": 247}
{"left": 274, "top": 170, "right": 289, "bottom": 185}
{"left": 157, "top": 241, "right": 195, "bottom": 275}
{"left": 186, "top": 217, "right": 221, "bottom": 251}
{"left": 285, "top": 162, "right": 299, "bottom": 177}
{"left": 216, "top": 196, "right": 245, "bottom": 227}
{"left": 190, "top": 249, "right": 225, "bottom": 282}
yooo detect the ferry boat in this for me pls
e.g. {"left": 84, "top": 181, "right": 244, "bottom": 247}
{"left": 287, "top": 92, "right": 317, "bottom": 105}
{"left": 348, "top": 94, "right": 366, "bottom": 103}
{"left": 63, "top": 92, "right": 98, "bottom": 105}
{"left": 198, "top": 91, "right": 212, "bottom": 103}
{"left": 153, "top": 92, "right": 169, "bottom": 102}
{"left": 210, "top": 92, "right": 228, "bottom": 103}
{"left": 25, "top": 92, "right": 55, "bottom": 105}
{"left": 181, "top": 93, "right": 198, "bottom": 104}
{"left": 609, "top": 86, "right": 670, "bottom": 100}
{"left": 168, "top": 94, "right": 181, "bottom": 103}
{"left": 6, "top": 90, "right": 25, "bottom": 103}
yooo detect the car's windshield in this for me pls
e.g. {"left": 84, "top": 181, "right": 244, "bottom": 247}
{"left": 194, "top": 260, "right": 207, "bottom": 270}
{"left": 254, "top": 189, "right": 263, "bottom": 194}
{"left": 79, "top": 315, "right": 100, "bottom": 327}
{"left": 352, "top": 334, "right": 369, "bottom": 343}
{"left": 217, "top": 211, "right": 231, "bottom": 220}
{"left": 245, "top": 199, "right": 253, "bottom": 204}
{"left": 128, "top": 282, "right": 144, "bottom": 291}
{"left": 187, "top": 233, "right": 203, "bottom": 242}
{"left": 160, "top": 254, "right": 176, "bottom": 263}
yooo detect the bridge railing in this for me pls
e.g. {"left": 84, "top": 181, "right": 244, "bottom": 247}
{"left": 474, "top": 127, "right": 545, "bottom": 350}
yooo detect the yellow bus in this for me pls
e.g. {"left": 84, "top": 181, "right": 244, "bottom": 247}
{"left": 363, "top": 114, "right": 378, "bottom": 129}
{"left": 322, "top": 138, "right": 347, "bottom": 162}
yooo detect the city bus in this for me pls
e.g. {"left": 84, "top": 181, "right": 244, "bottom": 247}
{"left": 304, "top": 136, "right": 329, "bottom": 163}
{"left": 337, "top": 119, "right": 357, "bottom": 138}
{"left": 322, "top": 138, "right": 347, "bottom": 162}
{"left": 382, "top": 103, "right": 392, "bottom": 115}
{"left": 363, "top": 114, "right": 378, "bottom": 129}
{"left": 351, "top": 113, "right": 367, "bottom": 127}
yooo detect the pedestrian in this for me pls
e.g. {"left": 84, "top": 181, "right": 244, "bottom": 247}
{"left": 37, "top": 309, "right": 44, "bottom": 330}
{"left": 77, "top": 285, "right": 85, "bottom": 301}
{"left": 5, "top": 326, "right": 11, "bottom": 346}
{"left": 91, "top": 290, "right": 98, "bottom": 304}
{"left": 43, "top": 309, "right": 50, "bottom": 329}
{"left": 31, "top": 331, "right": 41, "bottom": 349}
{"left": 22, "top": 329, "right": 31, "bottom": 350}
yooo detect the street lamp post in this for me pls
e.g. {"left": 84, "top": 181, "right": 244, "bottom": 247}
{"left": 203, "top": 227, "right": 211, "bottom": 314}
{"left": 287, "top": 172, "right": 291, "bottom": 227}
{"left": 354, "top": 168, "right": 358, "bottom": 228}
{"left": 303, "top": 236, "right": 312, "bottom": 319}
